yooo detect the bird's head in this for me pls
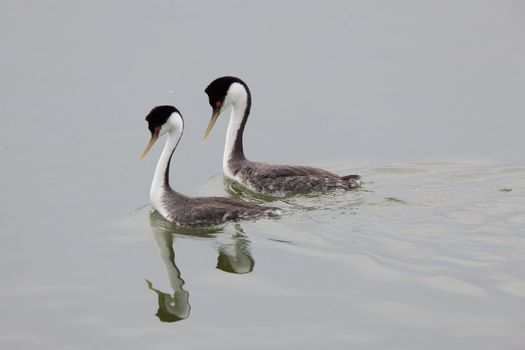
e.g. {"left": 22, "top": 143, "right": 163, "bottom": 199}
{"left": 140, "top": 105, "right": 183, "bottom": 160}
{"left": 203, "top": 76, "right": 249, "bottom": 141}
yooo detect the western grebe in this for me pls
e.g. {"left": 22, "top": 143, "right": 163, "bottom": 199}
{"left": 202, "top": 76, "right": 361, "bottom": 196}
{"left": 140, "top": 105, "right": 279, "bottom": 226}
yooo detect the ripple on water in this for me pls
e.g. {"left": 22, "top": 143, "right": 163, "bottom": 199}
{"left": 131, "top": 160, "right": 525, "bottom": 342}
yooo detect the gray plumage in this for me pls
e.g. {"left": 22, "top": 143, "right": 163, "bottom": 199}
{"left": 161, "top": 190, "right": 279, "bottom": 227}
{"left": 229, "top": 160, "right": 361, "bottom": 196}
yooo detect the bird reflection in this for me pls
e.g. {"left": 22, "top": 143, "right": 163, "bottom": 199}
{"left": 223, "top": 177, "right": 279, "bottom": 204}
{"left": 146, "top": 210, "right": 255, "bottom": 322}
{"left": 216, "top": 229, "right": 254, "bottom": 274}
{"left": 146, "top": 227, "right": 190, "bottom": 323}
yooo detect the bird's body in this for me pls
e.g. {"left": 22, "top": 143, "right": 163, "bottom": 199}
{"left": 141, "top": 105, "right": 279, "bottom": 227}
{"left": 227, "top": 160, "right": 360, "bottom": 196}
{"left": 160, "top": 192, "right": 278, "bottom": 226}
{"left": 203, "top": 76, "right": 361, "bottom": 196}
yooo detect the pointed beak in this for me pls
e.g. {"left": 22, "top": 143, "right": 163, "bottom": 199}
{"left": 139, "top": 132, "right": 159, "bottom": 160}
{"left": 202, "top": 108, "right": 220, "bottom": 141}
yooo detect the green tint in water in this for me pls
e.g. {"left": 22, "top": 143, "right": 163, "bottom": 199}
{"left": 3, "top": 160, "right": 525, "bottom": 349}
{"left": 123, "top": 161, "right": 525, "bottom": 350}
{"left": 141, "top": 210, "right": 257, "bottom": 323}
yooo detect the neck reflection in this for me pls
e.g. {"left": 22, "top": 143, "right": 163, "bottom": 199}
{"left": 146, "top": 211, "right": 256, "bottom": 323}
{"left": 146, "top": 228, "right": 190, "bottom": 323}
{"left": 216, "top": 224, "right": 254, "bottom": 274}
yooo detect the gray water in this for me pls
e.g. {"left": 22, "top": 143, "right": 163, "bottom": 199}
{"left": 1, "top": 1, "right": 525, "bottom": 349}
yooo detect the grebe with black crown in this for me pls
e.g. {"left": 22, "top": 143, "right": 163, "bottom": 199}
{"left": 140, "top": 105, "right": 279, "bottom": 226}
{"left": 202, "top": 76, "right": 361, "bottom": 196}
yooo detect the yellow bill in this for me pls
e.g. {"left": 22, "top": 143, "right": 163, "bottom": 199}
{"left": 139, "top": 133, "right": 159, "bottom": 160}
{"left": 202, "top": 109, "right": 220, "bottom": 141}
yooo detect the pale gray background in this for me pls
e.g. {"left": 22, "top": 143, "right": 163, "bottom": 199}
{"left": 1, "top": 1, "right": 524, "bottom": 349}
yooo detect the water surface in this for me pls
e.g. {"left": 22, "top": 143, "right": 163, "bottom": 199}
{"left": 133, "top": 162, "right": 525, "bottom": 348}
{"left": 1, "top": 1, "right": 525, "bottom": 349}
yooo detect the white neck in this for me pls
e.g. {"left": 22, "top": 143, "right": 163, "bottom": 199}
{"left": 150, "top": 128, "right": 182, "bottom": 217}
{"left": 223, "top": 84, "right": 248, "bottom": 178}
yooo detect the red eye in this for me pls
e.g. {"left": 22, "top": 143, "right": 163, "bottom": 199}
{"left": 215, "top": 101, "right": 221, "bottom": 108}
{"left": 154, "top": 126, "right": 161, "bottom": 132}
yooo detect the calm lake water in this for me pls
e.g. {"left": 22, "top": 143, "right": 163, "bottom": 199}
{"left": 1, "top": 1, "right": 524, "bottom": 349}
